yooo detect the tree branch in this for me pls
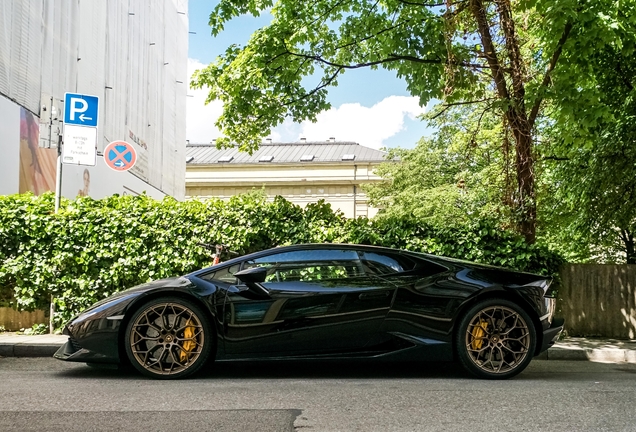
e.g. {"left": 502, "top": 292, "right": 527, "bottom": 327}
{"left": 285, "top": 49, "right": 486, "bottom": 70}
{"left": 527, "top": 21, "right": 573, "bottom": 129}
{"left": 429, "top": 98, "right": 494, "bottom": 119}
{"left": 282, "top": 68, "right": 343, "bottom": 107}
{"left": 495, "top": 0, "right": 526, "bottom": 102}
{"left": 335, "top": 21, "right": 407, "bottom": 52}
{"left": 469, "top": 0, "right": 510, "bottom": 101}
{"left": 542, "top": 155, "right": 571, "bottom": 161}
{"left": 395, "top": 0, "right": 465, "bottom": 6}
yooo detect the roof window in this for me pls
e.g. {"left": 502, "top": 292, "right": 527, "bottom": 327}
{"left": 300, "top": 154, "right": 315, "bottom": 162}
{"left": 259, "top": 155, "right": 274, "bottom": 162}
{"left": 218, "top": 155, "right": 234, "bottom": 163}
{"left": 342, "top": 154, "right": 355, "bottom": 161}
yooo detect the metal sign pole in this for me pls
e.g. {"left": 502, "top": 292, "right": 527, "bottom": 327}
{"left": 54, "top": 134, "right": 63, "bottom": 212}
{"left": 51, "top": 134, "right": 62, "bottom": 333}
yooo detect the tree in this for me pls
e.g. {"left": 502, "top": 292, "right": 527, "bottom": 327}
{"left": 541, "top": 40, "right": 636, "bottom": 263}
{"left": 365, "top": 104, "right": 514, "bottom": 228}
{"left": 192, "top": 0, "right": 634, "bottom": 243}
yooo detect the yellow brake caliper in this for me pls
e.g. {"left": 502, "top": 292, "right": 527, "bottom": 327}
{"left": 471, "top": 320, "right": 489, "bottom": 350}
{"left": 179, "top": 320, "right": 197, "bottom": 363}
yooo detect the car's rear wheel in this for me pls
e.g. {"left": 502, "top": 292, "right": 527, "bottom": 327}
{"left": 456, "top": 298, "right": 536, "bottom": 379}
{"left": 124, "top": 297, "right": 213, "bottom": 379}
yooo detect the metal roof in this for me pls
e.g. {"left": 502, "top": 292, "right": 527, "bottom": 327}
{"left": 185, "top": 141, "right": 392, "bottom": 165}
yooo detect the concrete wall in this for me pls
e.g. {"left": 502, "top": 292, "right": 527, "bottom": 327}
{"left": 559, "top": 264, "right": 636, "bottom": 339}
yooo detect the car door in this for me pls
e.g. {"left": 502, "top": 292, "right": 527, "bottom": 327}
{"left": 365, "top": 252, "right": 456, "bottom": 343}
{"left": 222, "top": 248, "right": 396, "bottom": 357}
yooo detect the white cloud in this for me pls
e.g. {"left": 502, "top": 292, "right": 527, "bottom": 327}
{"left": 186, "top": 58, "right": 224, "bottom": 143}
{"left": 185, "top": 58, "right": 426, "bottom": 148}
{"left": 296, "top": 96, "right": 426, "bottom": 149}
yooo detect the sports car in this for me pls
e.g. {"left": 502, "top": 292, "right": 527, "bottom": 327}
{"left": 54, "top": 243, "right": 563, "bottom": 379}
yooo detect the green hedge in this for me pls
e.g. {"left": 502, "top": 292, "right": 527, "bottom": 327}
{"left": 0, "top": 192, "right": 563, "bottom": 327}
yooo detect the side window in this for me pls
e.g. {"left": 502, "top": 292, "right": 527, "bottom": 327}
{"left": 358, "top": 251, "right": 415, "bottom": 275}
{"left": 244, "top": 249, "right": 362, "bottom": 282}
{"left": 200, "top": 264, "right": 240, "bottom": 284}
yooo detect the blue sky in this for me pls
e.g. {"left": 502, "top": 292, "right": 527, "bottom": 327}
{"left": 186, "top": 0, "right": 430, "bottom": 149}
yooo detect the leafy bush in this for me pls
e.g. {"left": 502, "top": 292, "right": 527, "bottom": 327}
{"left": 20, "top": 323, "right": 48, "bottom": 335}
{"left": 0, "top": 192, "right": 563, "bottom": 328}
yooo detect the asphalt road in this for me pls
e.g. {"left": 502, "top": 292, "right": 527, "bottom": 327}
{"left": 0, "top": 358, "right": 635, "bottom": 431}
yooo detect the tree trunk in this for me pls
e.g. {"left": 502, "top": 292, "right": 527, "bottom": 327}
{"left": 508, "top": 109, "right": 536, "bottom": 243}
{"left": 470, "top": 0, "right": 537, "bottom": 243}
{"left": 622, "top": 230, "right": 636, "bottom": 264}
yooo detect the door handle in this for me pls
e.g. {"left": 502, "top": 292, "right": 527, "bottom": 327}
{"left": 358, "top": 291, "right": 390, "bottom": 300}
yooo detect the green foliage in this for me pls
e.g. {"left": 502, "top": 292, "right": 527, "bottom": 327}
{"left": 342, "top": 216, "right": 562, "bottom": 277}
{"left": 20, "top": 323, "right": 48, "bottom": 335}
{"left": 366, "top": 105, "right": 515, "bottom": 229}
{"left": 192, "top": 0, "right": 636, "bottom": 244}
{"left": 0, "top": 192, "right": 562, "bottom": 328}
{"left": 539, "top": 36, "right": 636, "bottom": 263}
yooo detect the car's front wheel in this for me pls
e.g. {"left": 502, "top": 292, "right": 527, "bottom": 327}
{"left": 124, "top": 297, "right": 213, "bottom": 379}
{"left": 456, "top": 298, "right": 536, "bottom": 379}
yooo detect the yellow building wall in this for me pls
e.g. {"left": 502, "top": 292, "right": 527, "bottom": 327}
{"left": 186, "top": 162, "right": 383, "bottom": 218}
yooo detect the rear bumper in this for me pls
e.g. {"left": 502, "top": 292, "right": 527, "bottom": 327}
{"left": 538, "top": 317, "right": 564, "bottom": 354}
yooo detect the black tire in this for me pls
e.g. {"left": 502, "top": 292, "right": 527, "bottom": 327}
{"left": 455, "top": 298, "right": 536, "bottom": 380}
{"left": 124, "top": 296, "right": 214, "bottom": 379}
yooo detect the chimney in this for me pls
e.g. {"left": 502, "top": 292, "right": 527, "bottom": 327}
{"left": 329, "top": 137, "right": 335, "bottom": 142}
{"left": 300, "top": 137, "right": 307, "bottom": 143}
{"left": 266, "top": 138, "right": 272, "bottom": 144}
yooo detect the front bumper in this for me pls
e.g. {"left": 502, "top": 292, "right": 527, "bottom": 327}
{"left": 538, "top": 317, "right": 564, "bottom": 354}
{"left": 53, "top": 337, "right": 118, "bottom": 363}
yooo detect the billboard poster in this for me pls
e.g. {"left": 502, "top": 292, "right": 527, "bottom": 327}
{"left": 18, "top": 108, "right": 57, "bottom": 195}
{"left": 0, "top": 95, "right": 20, "bottom": 195}
{"left": 62, "top": 160, "right": 164, "bottom": 200}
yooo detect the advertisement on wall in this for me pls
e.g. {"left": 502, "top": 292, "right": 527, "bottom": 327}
{"left": 0, "top": 95, "right": 20, "bottom": 195}
{"left": 62, "top": 160, "right": 164, "bottom": 200}
{"left": 18, "top": 108, "right": 57, "bottom": 195}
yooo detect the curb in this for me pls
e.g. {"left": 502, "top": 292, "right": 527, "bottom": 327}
{"left": 2, "top": 340, "right": 636, "bottom": 363}
{"left": 0, "top": 343, "right": 61, "bottom": 357}
{"left": 546, "top": 346, "right": 635, "bottom": 363}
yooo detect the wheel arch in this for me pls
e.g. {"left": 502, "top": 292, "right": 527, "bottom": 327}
{"left": 450, "top": 288, "right": 544, "bottom": 360}
{"left": 117, "top": 289, "right": 218, "bottom": 366}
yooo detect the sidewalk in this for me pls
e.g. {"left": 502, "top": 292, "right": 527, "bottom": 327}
{"left": 536, "top": 337, "right": 636, "bottom": 363}
{"left": 1, "top": 333, "right": 636, "bottom": 361}
{"left": 0, "top": 333, "right": 68, "bottom": 357}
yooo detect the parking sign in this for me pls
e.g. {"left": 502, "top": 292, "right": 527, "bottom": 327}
{"left": 64, "top": 93, "right": 99, "bottom": 127}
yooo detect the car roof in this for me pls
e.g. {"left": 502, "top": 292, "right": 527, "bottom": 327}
{"left": 188, "top": 243, "right": 421, "bottom": 277}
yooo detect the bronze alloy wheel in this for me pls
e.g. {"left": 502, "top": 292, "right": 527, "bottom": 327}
{"left": 125, "top": 298, "right": 212, "bottom": 379}
{"left": 456, "top": 298, "right": 536, "bottom": 379}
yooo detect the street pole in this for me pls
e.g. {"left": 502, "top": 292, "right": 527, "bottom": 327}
{"left": 51, "top": 134, "right": 62, "bottom": 333}
{"left": 54, "top": 135, "right": 63, "bottom": 212}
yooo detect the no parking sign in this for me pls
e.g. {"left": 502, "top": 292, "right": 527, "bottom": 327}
{"left": 104, "top": 141, "right": 137, "bottom": 172}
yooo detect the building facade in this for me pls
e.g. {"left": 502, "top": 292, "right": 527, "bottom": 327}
{"left": 185, "top": 141, "right": 391, "bottom": 218}
{"left": 0, "top": 0, "right": 188, "bottom": 199}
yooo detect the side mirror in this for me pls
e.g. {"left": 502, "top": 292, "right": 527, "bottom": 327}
{"left": 234, "top": 267, "right": 269, "bottom": 298}
{"left": 235, "top": 266, "right": 267, "bottom": 283}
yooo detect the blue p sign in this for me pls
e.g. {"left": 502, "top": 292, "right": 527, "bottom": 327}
{"left": 64, "top": 93, "right": 99, "bottom": 127}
